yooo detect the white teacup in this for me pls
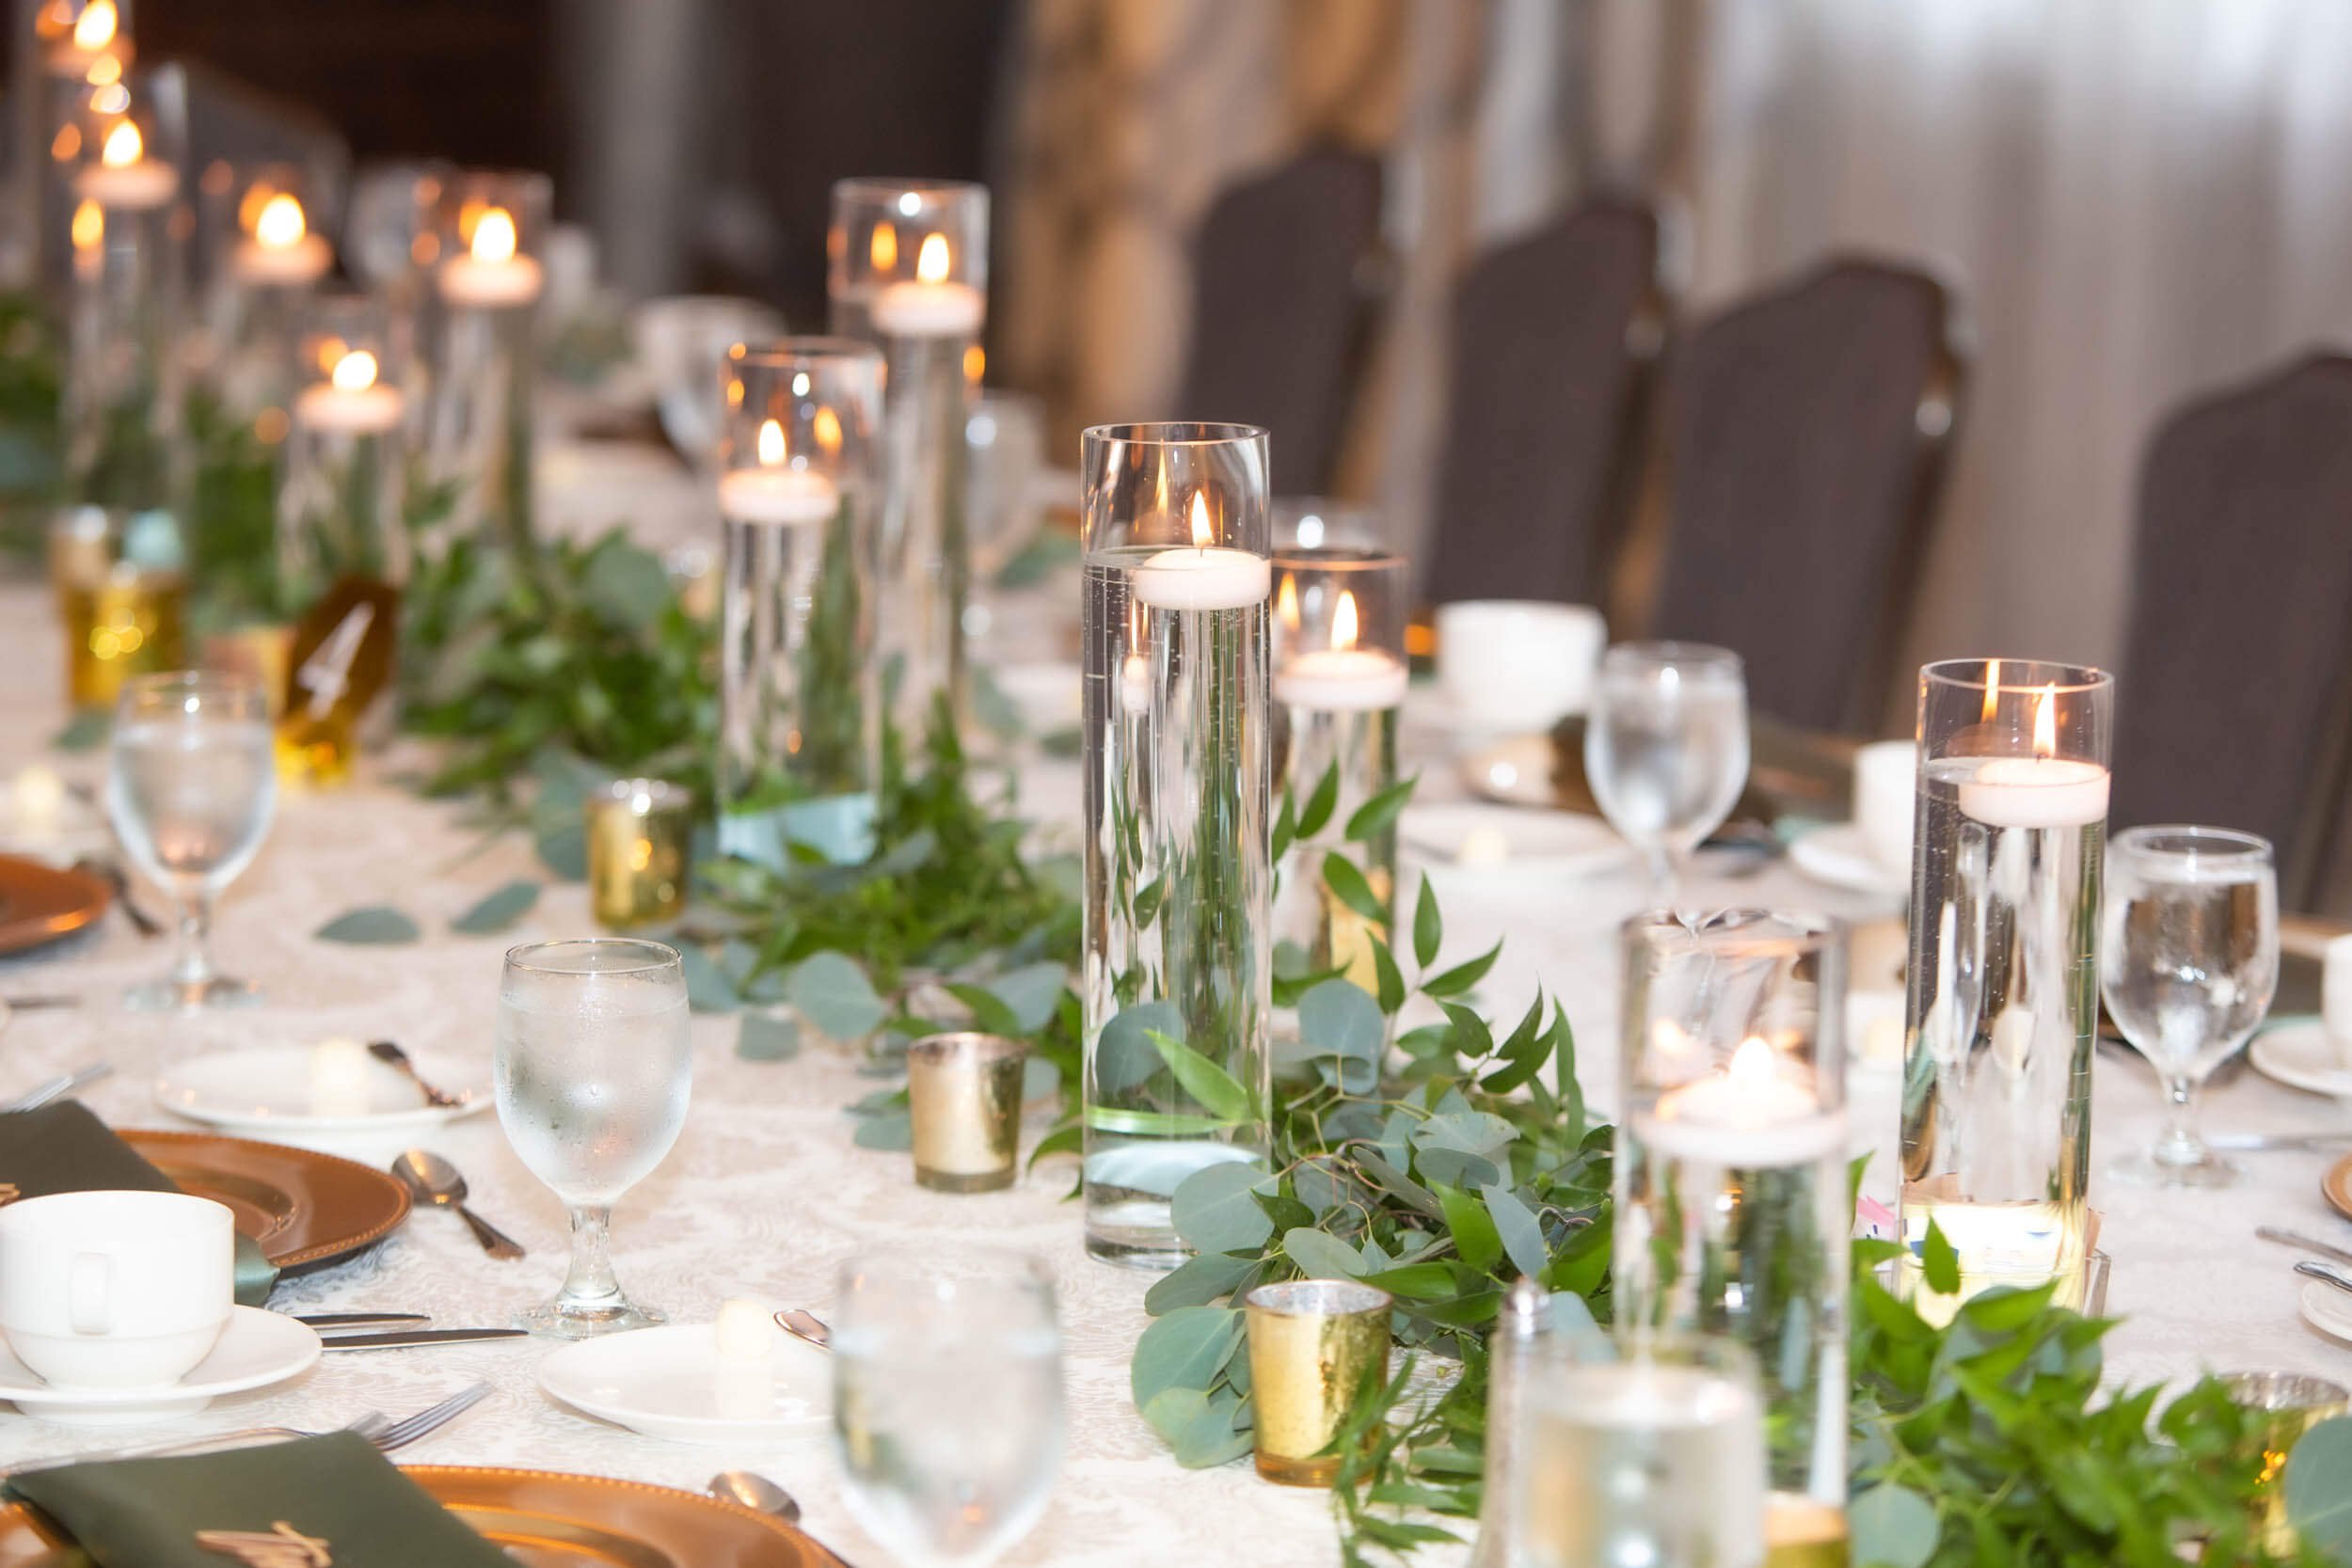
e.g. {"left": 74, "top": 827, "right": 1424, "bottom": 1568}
{"left": 1435, "top": 601, "right": 1607, "bottom": 734}
{"left": 0, "top": 1190, "right": 234, "bottom": 1388}
{"left": 1852, "top": 740, "right": 1918, "bottom": 877}
{"left": 2324, "top": 933, "right": 2352, "bottom": 1069}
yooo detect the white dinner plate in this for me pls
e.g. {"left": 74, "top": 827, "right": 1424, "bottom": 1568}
{"left": 0, "top": 1307, "right": 320, "bottom": 1426}
{"left": 538, "top": 1322, "right": 830, "bottom": 1444}
{"left": 2249, "top": 1021, "right": 2352, "bottom": 1100}
{"left": 1788, "top": 824, "right": 1908, "bottom": 900}
{"left": 154, "top": 1046, "right": 490, "bottom": 1148}
{"left": 1398, "top": 801, "right": 1634, "bottom": 890}
{"left": 2301, "top": 1278, "right": 2352, "bottom": 1347}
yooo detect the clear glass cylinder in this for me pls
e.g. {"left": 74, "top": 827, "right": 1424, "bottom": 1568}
{"left": 827, "top": 178, "right": 987, "bottom": 736}
{"left": 194, "top": 160, "right": 335, "bottom": 427}
{"left": 1079, "top": 421, "right": 1273, "bottom": 1269}
{"left": 277, "top": 293, "right": 406, "bottom": 605}
{"left": 715, "top": 339, "right": 884, "bottom": 872}
{"left": 1614, "top": 910, "right": 1850, "bottom": 1531}
{"left": 1270, "top": 546, "right": 1406, "bottom": 1000}
{"left": 342, "top": 159, "right": 450, "bottom": 412}
{"left": 24, "top": 0, "right": 135, "bottom": 290}
{"left": 62, "top": 100, "right": 181, "bottom": 516}
{"left": 1900, "top": 658, "right": 2112, "bottom": 1315}
{"left": 423, "top": 168, "right": 549, "bottom": 552}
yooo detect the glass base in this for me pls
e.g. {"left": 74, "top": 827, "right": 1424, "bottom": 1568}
{"left": 2106, "top": 1148, "right": 2239, "bottom": 1188}
{"left": 516, "top": 1296, "right": 667, "bottom": 1339}
{"left": 124, "top": 975, "right": 262, "bottom": 1012}
{"left": 1084, "top": 1232, "right": 1188, "bottom": 1272}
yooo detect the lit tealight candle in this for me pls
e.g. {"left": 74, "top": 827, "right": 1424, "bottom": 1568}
{"left": 718, "top": 419, "right": 840, "bottom": 525}
{"left": 1955, "top": 683, "right": 2109, "bottom": 830}
{"left": 1130, "top": 492, "right": 1270, "bottom": 611}
{"left": 437, "top": 206, "right": 543, "bottom": 309}
{"left": 293, "top": 349, "right": 405, "bottom": 436}
{"left": 234, "top": 193, "right": 332, "bottom": 286}
{"left": 9, "top": 765, "right": 67, "bottom": 838}
{"left": 1273, "top": 590, "right": 1406, "bottom": 710}
{"left": 871, "top": 232, "right": 983, "bottom": 338}
{"left": 75, "top": 119, "right": 176, "bottom": 211}
{"left": 1636, "top": 1035, "right": 1846, "bottom": 1167}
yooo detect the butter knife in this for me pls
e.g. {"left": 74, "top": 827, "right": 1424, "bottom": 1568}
{"left": 2294, "top": 1260, "right": 2352, "bottom": 1298}
{"left": 320, "top": 1327, "right": 529, "bottom": 1350}
{"left": 2257, "top": 1227, "right": 2352, "bottom": 1268}
{"left": 294, "top": 1312, "right": 431, "bottom": 1331}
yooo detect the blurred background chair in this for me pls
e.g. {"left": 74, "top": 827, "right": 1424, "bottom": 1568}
{"left": 1171, "top": 148, "right": 1385, "bottom": 498}
{"left": 1645, "top": 257, "right": 1966, "bottom": 735}
{"left": 1422, "top": 194, "right": 1670, "bottom": 610}
{"left": 2108, "top": 353, "right": 2352, "bottom": 912}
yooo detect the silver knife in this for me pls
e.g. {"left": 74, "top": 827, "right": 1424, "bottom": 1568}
{"left": 2257, "top": 1227, "right": 2352, "bottom": 1268}
{"left": 2295, "top": 1260, "right": 2352, "bottom": 1298}
{"left": 320, "top": 1327, "right": 529, "bottom": 1350}
{"left": 295, "top": 1312, "right": 430, "bottom": 1330}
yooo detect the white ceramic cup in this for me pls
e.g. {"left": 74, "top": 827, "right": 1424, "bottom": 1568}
{"left": 0, "top": 1190, "right": 235, "bottom": 1388}
{"left": 1852, "top": 740, "right": 1918, "bottom": 877}
{"left": 1434, "top": 601, "right": 1607, "bottom": 733}
{"left": 2323, "top": 933, "right": 2352, "bottom": 1069}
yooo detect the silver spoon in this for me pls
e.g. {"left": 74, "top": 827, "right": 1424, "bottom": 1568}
{"left": 773, "top": 1308, "right": 831, "bottom": 1351}
{"left": 711, "top": 1470, "right": 802, "bottom": 1524}
{"left": 390, "top": 1150, "right": 525, "bottom": 1259}
{"left": 368, "top": 1040, "right": 466, "bottom": 1108}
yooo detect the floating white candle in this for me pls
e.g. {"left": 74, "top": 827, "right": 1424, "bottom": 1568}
{"left": 1955, "top": 684, "right": 2108, "bottom": 829}
{"left": 1130, "top": 492, "right": 1268, "bottom": 610}
{"left": 871, "top": 232, "right": 983, "bottom": 338}
{"left": 1635, "top": 1036, "right": 1846, "bottom": 1167}
{"left": 438, "top": 206, "right": 543, "bottom": 309}
{"left": 293, "top": 350, "right": 405, "bottom": 436}
{"left": 233, "top": 193, "right": 331, "bottom": 286}
{"left": 1274, "top": 590, "right": 1404, "bottom": 709}
{"left": 719, "top": 419, "right": 839, "bottom": 524}
{"left": 75, "top": 120, "right": 175, "bottom": 210}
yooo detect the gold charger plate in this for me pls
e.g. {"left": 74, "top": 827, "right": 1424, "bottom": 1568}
{"left": 0, "top": 1466, "right": 841, "bottom": 1566}
{"left": 2326, "top": 1154, "right": 2352, "bottom": 1226}
{"left": 119, "top": 1129, "right": 410, "bottom": 1274}
{"left": 0, "top": 856, "right": 108, "bottom": 956}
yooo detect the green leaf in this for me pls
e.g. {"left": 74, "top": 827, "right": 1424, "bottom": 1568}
{"left": 52, "top": 709, "right": 109, "bottom": 752}
{"left": 790, "top": 952, "right": 886, "bottom": 1040}
{"left": 451, "top": 879, "right": 540, "bottom": 935}
{"left": 2286, "top": 1414, "right": 2352, "bottom": 1555}
{"left": 1295, "top": 763, "right": 1341, "bottom": 840}
{"left": 1482, "top": 1184, "right": 1549, "bottom": 1281}
{"left": 1921, "top": 1220, "right": 1962, "bottom": 1297}
{"left": 532, "top": 822, "right": 588, "bottom": 881}
{"left": 1297, "top": 978, "right": 1385, "bottom": 1062}
{"left": 1271, "top": 789, "right": 1298, "bottom": 866}
{"left": 1343, "top": 777, "right": 1416, "bottom": 844}
{"left": 313, "top": 905, "right": 421, "bottom": 944}
{"left": 1434, "top": 1182, "right": 1502, "bottom": 1272}
{"left": 1095, "top": 1000, "right": 1182, "bottom": 1095}
{"left": 1149, "top": 1030, "right": 1255, "bottom": 1124}
{"left": 1168, "top": 1163, "right": 1277, "bottom": 1256}
{"left": 1132, "top": 1306, "right": 1243, "bottom": 1410}
{"left": 1144, "top": 1386, "right": 1255, "bottom": 1468}
{"left": 736, "top": 1011, "right": 800, "bottom": 1061}
{"left": 1848, "top": 1483, "right": 1939, "bottom": 1568}
{"left": 1145, "top": 1252, "right": 1255, "bottom": 1314}
{"left": 1422, "top": 938, "right": 1502, "bottom": 998}
{"left": 1282, "top": 1227, "right": 1366, "bottom": 1279}
{"left": 1025, "top": 1124, "right": 1082, "bottom": 1172}
{"left": 1412, "top": 876, "right": 1440, "bottom": 969}
{"left": 678, "top": 942, "right": 740, "bottom": 1012}
{"left": 851, "top": 1107, "right": 913, "bottom": 1150}
{"left": 1362, "top": 1261, "right": 1459, "bottom": 1300}
{"left": 1321, "top": 851, "right": 1388, "bottom": 924}
{"left": 580, "top": 536, "right": 674, "bottom": 626}
{"left": 1370, "top": 939, "right": 1406, "bottom": 1015}
{"left": 985, "top": 960, "right": 1068, "bottom": 1034}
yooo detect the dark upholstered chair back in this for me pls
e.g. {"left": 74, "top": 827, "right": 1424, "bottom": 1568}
{"left": 1422, "top": 196, "right": 1666, "bottom": 608}
{"left": 2111, "top": 354, "right": 2352, "bottom": 910}
{"left": 1649, "top": 258, "right": 1964, "bottom": 733}
{"left": 1174, "top": 149, "right": 1385, "bottom": 497}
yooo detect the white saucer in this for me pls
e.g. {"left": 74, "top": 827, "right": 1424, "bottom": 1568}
{"left": 155, "top": 1046, "right": 489, "bottom": 1150}
{"left": 1788, "top": 824, "right": 1908, "bottom": 900}
{"left": 0, "top": 1307, "right": 320, "bottom": 1426}
{"left": 2250, "top": 1021, "right": 2352, "bottom": 1100}
{"left": 1399, "top": 801, "right": 1634, "bottom": 890}
{"left": 2301, "top": 1278, "right": 2352, "bottom": 1346}
{"left": 538, "top": 1322, "right": 829, "bottom": 1444}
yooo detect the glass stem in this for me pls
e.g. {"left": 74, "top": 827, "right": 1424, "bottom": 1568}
{"left": 169, "top": 887, "right": 216, "bottom": 988}
{"left": 1648, "top": 847, "right": 1677, "bottom": 912}
{"left": 559, "top": 1204, "right": 622, "bottom": 1308}
{"left": 2155, "top": 1075, "right": 2205, "bottom": 1165}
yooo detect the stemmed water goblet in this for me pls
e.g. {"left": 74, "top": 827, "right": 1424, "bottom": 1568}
{"left": 2100, "top": 825, "right": 2279, "bottom": 1188}
{"left": 832, "top": 1249, "right": 1065, "bottom": 1567}
{"left": 104, "top": 670, "right": 278, "bottom": 1010}
{"left": 1583, "top": 641, "right": 1750, "bottom": 908}
{"left": 495, "top": 938, "right": 693, "bottom": 1336}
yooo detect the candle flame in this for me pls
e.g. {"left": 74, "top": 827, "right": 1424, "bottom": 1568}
{"left": 1981, "top": 658, "right": 2001, "bottom": 722}
{"left": 254, "top": 193, "right": 306, "bottom": 249}
{"left": 85, "top": 51, "right": 119, "bottom": 86}
{"left": 756, "top": 418, "right": 787, "bottom": 467}
{"left": 331, "top": 350, "right": 378, "bottom": 393}
{"left": 470, "top": 207, "right": 516, "bottom": 264}
{"left": 2032, "top": 683, "right": 2058, "bottom": 759}
{"left": 1728, "top": 1035, "right": 1780, "bottom": 1086}
{"left": 70, "top": 198, "right": 101, "bottom": 251}
{"left": 72, "top": 0, "right": 115, "bottom": 50}
{"left": 869, "top": 220, "right": 898, "bottom": 272}
{"left": 100, "top": 119, "right": 140, "bottom": 167}
{"left": 1333, "top": 589, "right": 1359, "bottom": 650}
{"left": 813, "top": 405, "right": 843, "bottom": 455}
{"left": 51, "top": 123, "right": 80, "bottom": 162}
{"left": 1187, "top": 490, "right": 1212, "bottom": 550}
{"left": 1275, "top": 574, "right": 1299, "bottom": 629}
{"left": 915, "top": 232, "right": 951, "bottom": 285}
{"left": 963, "top": 343, "right": 985, "bottom": 385}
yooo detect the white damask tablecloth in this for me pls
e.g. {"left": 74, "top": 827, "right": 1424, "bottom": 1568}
{"left": 0, "top": 453, "right": 2348, "bottom": 1566}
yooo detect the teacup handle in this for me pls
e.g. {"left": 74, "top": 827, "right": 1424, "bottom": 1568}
{"left": 67, "top": 1251, "right": 112, "bottom": 1336}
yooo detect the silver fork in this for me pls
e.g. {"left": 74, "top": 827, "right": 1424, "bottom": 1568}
{"left": 370, "top": 1381, "right": 492, "bottom": 1451}
{"left": 1, "top": 1411, "right": 390, "bottom": 1479}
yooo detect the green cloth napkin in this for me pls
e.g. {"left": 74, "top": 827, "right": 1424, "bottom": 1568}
{"left": 0, "top": 1102, "right": 278, "bottom": 1307}
{"left": 8, "top": 1432, "right": 511, "bottom": 1568}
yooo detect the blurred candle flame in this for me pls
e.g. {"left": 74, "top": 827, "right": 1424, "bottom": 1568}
{"left": 72, "top": 0, "right": 115, "bottom": 50}
{"left": 254, "top": 193, "right": 305, "bottom": 249}
{"left": 915, "top": 232, "right": 950, "bottom": 285}
{"left": 100, "top": 119, "right": 140, "bottom": 167}
{"left": 331, "top": 350, "right": 378, "bottom": 393}
{"left": 870, "top": 220, "right": 898, "bottom": 272}
{"left": 1981, "top": 657, "right": 2001, "bottom": 723}
{"left": 70, "top": 198, "right": 101, "bottom": 252}
{"left": 1275, "top": 574, "right": 1298, "bottom": 629}
{"left": 470, "top": 207, "right": 516, "bottom": 264}
{"left": 1187, "top": 490, "right": 1212, "bottom": 549}
{"left": 2033, "top": 684, "right": 2058, "bottom": 758}
{"left": 814, "top": 406, "right": 842, "bottom": 455}
{"left": 1333, "top": 590, "right": 1359, "bottom": 651}
{"left": 756, "top": 418, "right": 786, "bottom": 467}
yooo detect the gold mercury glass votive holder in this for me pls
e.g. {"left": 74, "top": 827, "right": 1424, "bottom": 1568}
{"left": 1245, "top": 1278, "right": 1393, "bottom": 1487}
{"left": 2223, "top": 1370, "right": 2349, "bottom": 1555}
{"left": 584, "top": 779, "right": 693, "bottom": 929}
{"left": 905, "top": 1031, "right": 1029, "bottom": 1193}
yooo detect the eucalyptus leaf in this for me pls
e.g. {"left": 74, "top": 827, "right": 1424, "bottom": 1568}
{"left": 1145, "top": 1252, "right": 1255, "bottom": 1314}
{"left": 1847, "top": 1482, "right": 1938, "bottom": 1568}
{"left": 52, "top": 709, "right": 109, "bottom": 752}
{"left": 1021, "top": 1055, "right": 1059, "bottom": 1101}
{"left": 1283, "top": 1226, "right": 1366, "bottom": 1279}
{"left": 1096, "top": 1000, "right": 1181, "bottom": 1095}
{"left": 851, "top": 1107, "right": 914, "bottom": 1150}
{"left": 985, "top": 960, "right": 1068, "bottom": 1034}
{"left": 1169, "top": 1163, "right": 1278, "bottom": 1256}
{"left": 2286, "top": 1415, "right": 2352, "bottom": 1557}
{"left": 1297, "top": 977, "right": 1385, "bottom": 1062}
{"left": 1482, "top": 1184, "right": 1549, "bottom": 1281}
{"left": 789, "top": 952, "right": 886, "bottom": 1040}
{"left": 580, "top": 536, "right": 674, "bottom": 626}
{"left": 1132, "top": 1307, "right": 1243, "bottom": 1410}
{"left": 313, "top": 905, "right": 421, "bottom": 944}
{"left": 678, "top": 942, "right": 741, "bottom": 1013}
{"left": 532, "top": 823, "right": 588, "bottom": 882}
{"left": 736, "top": 1011, "right": 800, "bottom": 1062}
{"left": 451, "top": 879, "right": 539, "bottom": 935}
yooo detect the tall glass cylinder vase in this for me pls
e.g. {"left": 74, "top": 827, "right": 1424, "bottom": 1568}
{"left": 425, "top": 168, "right": 548, "bottom": 553}
{"left": 1615, "top": 910, "right": 1851, "bottom": 1555}
{"left": 64, "top": 105, "right": 179, "bottom": 520}
{"left": 715, "top": 340, "right": 883, "bottom": 872}
{"left": 827, "top": 178, "right": 986, "bottom": 738}
{"left": 1080, "top": 422, "right": 1272, "bottom": 1269}
{"left": 1270, "top": 546, "right": 1406, "bottom": 1002}
{"left": 197, "top": 163, "right": 333, "bottom": 427}
{"left": 1900, "top": 659, "right": 2112, "bottom": 1317}
{"left": 24, "top": 0, "right": 133, "bottom": 290}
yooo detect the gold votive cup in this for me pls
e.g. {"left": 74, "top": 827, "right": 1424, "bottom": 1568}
{"left": 49, "top": 509, "right": 187, "bottom": 711}
{"left": 2224, "top": 1370, "right": 2350, "bottom": 1555}
{"left": 585, "top": 778, "right": 693, "bottom": 928}
{"left": 1244, "top": 1278, "right": 1393, "bottom": 1487}
{"left": 906, "top": 1031, "right": 1028, "bottom": 1193}
{"left": 1765, "top": 1494, "right": 1851, "bottom": 1568}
